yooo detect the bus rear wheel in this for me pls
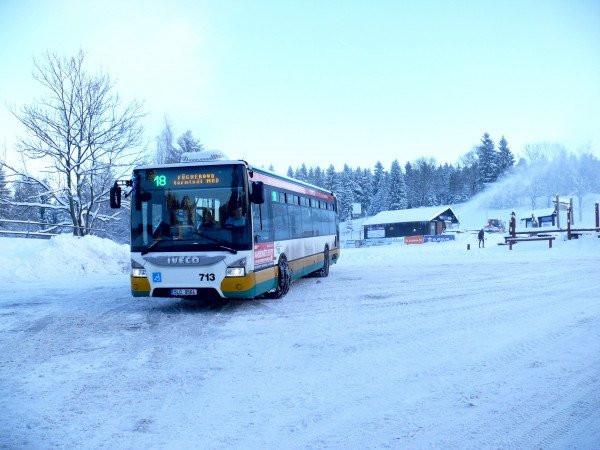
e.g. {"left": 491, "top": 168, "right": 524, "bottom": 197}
{"left": 316, "top": 246, "right": 330, "bottom": 278}
{"left": 267, "top": 256, "right": 291, "bottom": 299}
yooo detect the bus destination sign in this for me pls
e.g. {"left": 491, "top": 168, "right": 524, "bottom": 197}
{"left": 173, "top": 172, "right": 220, "bottom": 186}
{"left": 143, "top": 168, "right": 227, "bottom": 189}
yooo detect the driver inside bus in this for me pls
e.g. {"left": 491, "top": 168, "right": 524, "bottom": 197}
{"left": 200, "top": 208, "right": 216, "bottom": 228}
{"left": 225, "top": 206, "right": 246, "bottom": 227}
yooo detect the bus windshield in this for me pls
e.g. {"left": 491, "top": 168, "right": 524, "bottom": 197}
{"left": 131, "top": 164, "right": 251, "bottom": 253}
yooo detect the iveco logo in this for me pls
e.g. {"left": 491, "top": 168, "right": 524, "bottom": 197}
{"left": 143, "top": 255, "right": 226, "bottom": 267}
{"left": 168, "top": 256, "right": 202, "bottom": 265}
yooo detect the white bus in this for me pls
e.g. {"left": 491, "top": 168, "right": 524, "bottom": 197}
{"left": 111, "top": 156, "right": 340, "bottom": 300}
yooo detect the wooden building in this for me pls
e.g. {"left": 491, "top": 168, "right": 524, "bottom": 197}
{"left": 363, "top": 206, "right": 459, "bottom": 239}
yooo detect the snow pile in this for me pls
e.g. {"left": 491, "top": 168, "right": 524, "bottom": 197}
{"left": 0, "top": 235, "right": 129, "bottom": 285}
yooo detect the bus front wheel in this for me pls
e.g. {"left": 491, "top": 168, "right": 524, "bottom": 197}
{"left": 267, "top": 256, "right": 291, "bottom": 299}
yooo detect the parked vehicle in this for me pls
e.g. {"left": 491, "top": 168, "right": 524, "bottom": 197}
{"left": 483, "top": 218, "right": 506, "bottom": 233}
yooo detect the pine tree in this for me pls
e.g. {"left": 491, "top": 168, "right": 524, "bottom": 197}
{"left": 448, "top": 167, "right": 466, "bottom": 203}
{"left": 298, "top": 163, "right": 308, "bottom": 181}
{"left": 177, "top": 130, "right": 203, "bottom": 155}
{"left": 359, "top": 168, "right": 373, "bottom": 215}
{"left": 324, "top": 164, "right": 337, "bottom": 192}
{"left": 368, "top": 161, "right": 386, "bottom": 215}
{"left": 387, "top": 159, "right": 407, "bottom": 210}
{"left": 476, "top": 132, "right": 498, "bottom": 185}
{"left": 404, "top": 161, "right": 416, "bottom": 208}
{"left": 313, "top": 166, "right": 324, "bottom": 187}
{"left": 370, "top": 172, "right": 390, "bottom": 214}
{"left": 434, "top": 163, "right": 452, "bottom": 205}
{"left": 307, "top": 167, "right": 315, "bottom": 184}
{"left": 286, "top": 166, "right": 294, "bottom": 178}
{"left": 372, "top": 161, "right": 384, "bottom": 188}
{"left": 351, "top": 167, "right": 363, "bottom": 209}
{"left": 496, "top": 136, "right": 515, "bottom": 176}
{"left": 337, "top": 164, "right": 356, "bottom": 220}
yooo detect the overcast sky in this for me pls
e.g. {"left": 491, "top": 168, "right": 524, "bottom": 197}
{"left": 1, "top": 0, "right": 599, "bottom": 172}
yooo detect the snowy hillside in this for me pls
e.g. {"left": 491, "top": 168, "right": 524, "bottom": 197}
{"left": 454, "top": 192, "right": 600, "bottom": 230}
{"left": 1, "top": 232, "right": 599, "bottom": 448}
{"left": 0, "top": 235, "right": 129, "bottom": 286}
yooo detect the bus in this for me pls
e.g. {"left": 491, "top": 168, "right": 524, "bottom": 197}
{"left": 110, "top": 155, "right": 340, "bottom": 300}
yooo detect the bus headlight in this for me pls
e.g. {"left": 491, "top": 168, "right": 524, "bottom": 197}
{"left": 131, "top": 259, "right": 147, "bottom": 278}
{"left": 226, "top": 257, "right": 247, "bottom": 277}
{"left": 225, "top": 267, "right": 245, "bottom": 277}
{"left": 132, "top": 268, "right": 147, "bottom": 278}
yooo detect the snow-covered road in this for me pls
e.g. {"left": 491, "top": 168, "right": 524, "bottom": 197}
{"left": 1, "top": 237, "right": 599, "bottom": 448}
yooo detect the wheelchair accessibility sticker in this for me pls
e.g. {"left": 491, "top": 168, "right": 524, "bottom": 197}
{"left": 152, "top": 272, "right": 162, "bottom": 283}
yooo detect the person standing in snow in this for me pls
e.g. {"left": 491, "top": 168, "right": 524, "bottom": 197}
{"left": 509, "top": 212, "right": 517, "bottom": 237}
{"left": 478, "top": 229, "right": 485, "bottom": 248}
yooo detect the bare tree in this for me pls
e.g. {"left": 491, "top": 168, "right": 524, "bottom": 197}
{"left": 3, "top": 51, "right": 144, "bottom": 236}
{"left": 155, "top": 116, "right": 175, "bottom": 164}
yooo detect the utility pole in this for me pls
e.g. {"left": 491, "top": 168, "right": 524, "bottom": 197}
{"left": 555, "top": 195, "right": 560, "bottom": 229}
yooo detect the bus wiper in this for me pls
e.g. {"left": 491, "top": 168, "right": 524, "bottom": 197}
{"left": 193, "top": 232, "right": 238, "bottom": 254}
{"left": 141, "top": 239, "right": 166, "bottom": 255}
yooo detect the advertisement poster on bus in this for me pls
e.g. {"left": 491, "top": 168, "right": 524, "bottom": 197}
{"left": 254, "top": 242, "right": 274, "bottom": 268}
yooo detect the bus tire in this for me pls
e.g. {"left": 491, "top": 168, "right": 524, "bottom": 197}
{"left": 267, "top": 256, "right": 291, "bottom": 299}
{"left": 316, "top": 246, "right": 330, "bottom": 277}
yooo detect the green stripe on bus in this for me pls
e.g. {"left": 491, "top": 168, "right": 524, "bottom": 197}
{"left": 222, "top": 277, "right": 278, "bottom": 299}
{"left": 132, "top": 291, "right": 150, "bottom": 297}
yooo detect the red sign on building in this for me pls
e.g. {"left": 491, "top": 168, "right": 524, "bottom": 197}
{"left": 404, "top": 235, "right": 424, "bottom": 245}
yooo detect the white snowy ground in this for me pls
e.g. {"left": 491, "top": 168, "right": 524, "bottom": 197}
{"left": 1, "top": 234, "right": 599, "bottom": 449}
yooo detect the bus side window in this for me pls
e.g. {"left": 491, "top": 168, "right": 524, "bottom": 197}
{"left": 301, "top": 205, "right": 313, "bottom": 237}
{"left": 328, "top": 210, "right": 336, "bottom": 235}
{"left": 252, "top": 203, "right": 272, "bottom": 242}
{"left": 273, "top": 200, "right": 290, "bottom": 241}
{"left": 288, "top": 202, "right": 303, "bottom": 239}
{"left": 312, "top": 201, "right": 320, "bottom": 237}
{"left": 317, "top": 208, "right": 325, "bottom": 236}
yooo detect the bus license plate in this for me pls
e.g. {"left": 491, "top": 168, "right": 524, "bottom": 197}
{"left": 171, "top": 289, "right": 198, "bottom": 296}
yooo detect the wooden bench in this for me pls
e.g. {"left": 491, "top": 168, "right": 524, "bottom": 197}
{"left": 504, "top": 233, "right": 552, "bottom": 243}
{"left": 506, "top": 236, "right": 555, "bottom": 250}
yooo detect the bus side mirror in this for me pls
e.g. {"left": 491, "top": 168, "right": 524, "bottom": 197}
{"left": 110, "top": 182, "right": 122, "bottom": 209}
{"left": 250, "top": 181, "right": 265, "bottom": 204}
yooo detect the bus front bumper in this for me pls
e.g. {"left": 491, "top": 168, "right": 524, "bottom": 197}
{"left": 130, "top": 267, "right": 279, "bottom": 299}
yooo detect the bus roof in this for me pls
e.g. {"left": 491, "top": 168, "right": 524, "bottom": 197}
{"left": 133, "top": 160, "right": 246, "bottom": 171}
{"left": 251, "top": 167, "right": 335, "bottom": 200}
{"left": 134, "top": 160, "right": 335, "bottom": 199}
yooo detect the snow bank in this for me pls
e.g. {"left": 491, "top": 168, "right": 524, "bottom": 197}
{"left": 0, "top": 235, "right": 129, "bottom": 285}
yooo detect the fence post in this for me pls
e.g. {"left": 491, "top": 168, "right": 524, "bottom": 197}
{"left": 549, "top": 239, "right": 552, "bottom": 249}
{"left": 570, "top": 198, "right": 574, "bottom": 226}
{"left": 595, "top": 203, "right": 599, "bottom": 229}
{"left": 567, "top": 214, "right": 572, "bottom": 240}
